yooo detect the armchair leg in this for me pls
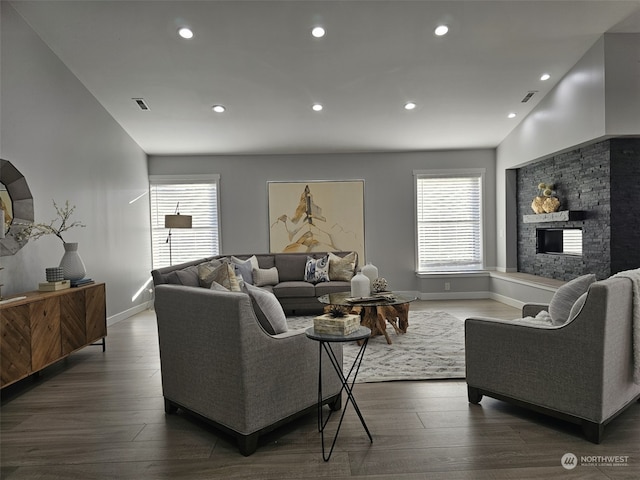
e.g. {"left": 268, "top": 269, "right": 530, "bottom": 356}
{"left": 467, "top": 386, "right": 483, "bottom": 404}
{"left": 328, "top": 393, "right": 342, "bottom": 411}
{"left": 164, "top": 398, "right": 178, "bottom": 414}
{"left": 582, "top": 421, "right": 604, "bottom": 444}
{"left": 237, "top": 433, "right": 259, "bottom": 456}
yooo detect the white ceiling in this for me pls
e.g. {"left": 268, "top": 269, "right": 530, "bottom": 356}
{"left": 10, "top": 0, "right": 640, "bottom": 156}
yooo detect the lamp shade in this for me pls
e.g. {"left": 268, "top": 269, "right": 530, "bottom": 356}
{"left": 165, "top": 214, "right": 192, "bottom": 229}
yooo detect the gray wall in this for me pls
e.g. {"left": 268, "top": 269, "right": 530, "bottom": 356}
{"left": 496, "top": 33, "right": 640, "bottom": 273}
{"left": 148, "top": 149, "right": 497, "bottom": 295}
{"left": 1, "top": 3, "right": 152, "bottom": 322}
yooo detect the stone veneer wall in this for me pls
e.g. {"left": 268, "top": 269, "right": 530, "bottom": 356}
{"left": 517, "top": 138, "right": 640, "bottom": 281}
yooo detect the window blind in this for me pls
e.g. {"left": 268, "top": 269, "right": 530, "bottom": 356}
{"left": 415, "top": 172, "right": 483, "bottom": 272}
{"left": 149, "top": 175, "right": 220, "bottom": 268}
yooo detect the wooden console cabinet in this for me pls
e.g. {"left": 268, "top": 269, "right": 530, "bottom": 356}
{"left": 1, "top": 283, "right": 106, "bottom": 388}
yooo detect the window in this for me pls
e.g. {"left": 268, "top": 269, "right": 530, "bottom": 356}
{"left": 414, "top": 170, "right": 484, "bottom": 273}
{"left": 149, "top": 175, "right": 220, "bottom": 268}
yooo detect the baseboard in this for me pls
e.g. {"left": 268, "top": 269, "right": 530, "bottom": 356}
{"left": 107, "top": 301, "right": 153, "bottom": 326}
{"left": 489, "top": 292, "right": 525, "bottom": 310}
{"left": 417, "top": 291, "right": 491, "bottom": 301}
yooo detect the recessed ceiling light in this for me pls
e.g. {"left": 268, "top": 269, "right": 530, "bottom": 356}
{"left": 540, "top": 73, "right": 551, "bottom": 81}
{"left": 212, "top": 105, "right": 226, "bottom": 113}
{"left": 312, "top": 103, "right": 323, "bottom": 112}
{"left": 508, "top": 112, "right": 517, "bottom": 119}
{"left": 178, "top": 27, "right": 194, "bottom": 39}
{"left": 434, "top": 25, "right": 449, "bottom": 36}
{"left": 404, "top": 102, "right": 417, "bottom": 110}
{"left": 312, "top": 26, "right": 326, "bottom": 38}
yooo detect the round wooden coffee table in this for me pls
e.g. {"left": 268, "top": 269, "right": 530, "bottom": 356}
{"left": 317, "top": 292, "right": 416, "bottom": 344}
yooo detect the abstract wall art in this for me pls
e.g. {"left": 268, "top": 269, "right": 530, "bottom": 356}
{"left": 268, "top": 180, "right": 365, "bottom": 260}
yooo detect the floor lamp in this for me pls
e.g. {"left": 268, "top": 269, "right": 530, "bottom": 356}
{"left": 165, "top": 203, "right": 192, "bottom": 266}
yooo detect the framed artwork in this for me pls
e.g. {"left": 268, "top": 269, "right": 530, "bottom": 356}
{"left": 268, "top": 180, "right": 365, "bottom": 260}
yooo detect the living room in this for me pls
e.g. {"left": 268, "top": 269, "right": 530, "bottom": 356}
{"left": 2, "top": 1, "right": 640, "bottom": 477}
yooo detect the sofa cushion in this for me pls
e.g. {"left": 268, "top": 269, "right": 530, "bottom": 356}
{"left": 231, "top": 256, "right": 257, "bottom": 284}
{"left": 253, "top": 267, "right": 279, "bottom": 287}
{"left": 244, "top": 283, "right": 288, "bottom": 335}
{"left": 549, "top": 274, "right": 596, "bottom": 325}
{"left": 328, "top": 251, "right": 357, "bottom": 281}
{"left": 304, "top": 255, "right": 330, "bottom": 283}
{"left": 273, "top": 281, "right": 316, "bottom": 298}
{"left": 164, "top": 265, "right": 200, "bottom": 287}
{"left": 275, "top": 254, "right": 309, "bottom": 282}
{"left": 315, "top": 281, "right": 352, "bottom": 297}
{"left": 199, "top": 261, "right": 242, "bottom": 291}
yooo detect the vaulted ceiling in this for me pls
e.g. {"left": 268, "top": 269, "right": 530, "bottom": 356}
{"left": 10, "top": 1, "right": 640, "bottom": 155}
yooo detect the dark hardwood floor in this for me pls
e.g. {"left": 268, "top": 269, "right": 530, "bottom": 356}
{"left": 2, "top": 299, "right": 639, "bottom": 479}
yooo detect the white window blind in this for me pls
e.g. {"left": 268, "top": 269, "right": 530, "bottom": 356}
{"left": 149, "top": 175, "right": 220, "bottom": 268}
{"left": 415, "top": 171, "right": 484, "bottom": 272}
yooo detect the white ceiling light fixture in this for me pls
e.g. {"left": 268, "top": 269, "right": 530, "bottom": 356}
{"left": 178, "top": 27, "right": 194, "bottom": 39}
{"left": 312, "top": 103, "right": 323, "bottom": 112}
{"left": 311, "top": 26, "right": 326, "bottom": 38}
{"left": 508, "top": 112, "right": 517, "bottom": 118}
{"left": 434, "top": 25, "right": 449, "bottom": 36}
{"left": 404, "top": 102, "right": 417, "bottom": 110}
{"left": 540, "top": 73, "right": 551, "bottom": 81}
{"left": 212, "top": 105, "right": 226, "bottom": 113}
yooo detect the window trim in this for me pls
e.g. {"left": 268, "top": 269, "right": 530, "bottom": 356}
{"left": 413, "top": 168, "right": 486, "bottom": 274}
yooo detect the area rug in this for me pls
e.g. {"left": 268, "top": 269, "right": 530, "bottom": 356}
{"left": 286, "top": 310, "right": 465, "bottom": 383}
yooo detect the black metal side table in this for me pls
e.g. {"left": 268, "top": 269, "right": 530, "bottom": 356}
{"left": 305, "top": 326, "right": 373, "bottom": 461}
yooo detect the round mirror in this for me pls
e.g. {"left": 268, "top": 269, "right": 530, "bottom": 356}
{"left": 0, "top": 159, "right": 34, "bottom": 256}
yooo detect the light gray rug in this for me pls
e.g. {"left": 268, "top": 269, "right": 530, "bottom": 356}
{"left": 286, "top": 310, "right": 465, "bottom": 383}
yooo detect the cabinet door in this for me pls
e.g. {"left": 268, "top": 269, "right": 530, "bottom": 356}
{"left": 61, "top": 290, "right": 86, "bottom": 355}
{"left": 1, "top": 304, "right": 31, "bottom": 387}
{"left": 30, "top": 297, "right": 61, "bottom": 371}
{"left": 85, "top": 284, "right": 106, "bottom": 343}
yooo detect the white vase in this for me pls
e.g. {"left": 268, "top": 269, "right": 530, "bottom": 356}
{"left": 351, "top": 271, "right": 370, "bottom": 298}
{"left": 59, "top": 242, "right": 86, "bottom": 281}
{"left": 361, "top": 263, "right": 379, "bottom": 287}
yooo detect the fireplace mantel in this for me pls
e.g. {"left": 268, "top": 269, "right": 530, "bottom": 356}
{"left": 522, "top": 210, "right": 584, "bottom": 223}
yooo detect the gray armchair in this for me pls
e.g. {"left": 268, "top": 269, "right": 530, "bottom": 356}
{"left": 465, "top": 276, "right": 640, "bottom": 443}
{"left": 154, "top": 284, "right": 342, "bottom": 455}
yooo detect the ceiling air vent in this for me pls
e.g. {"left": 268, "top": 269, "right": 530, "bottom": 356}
{"left": 521, "top": 91, "right": 537, "bottom": 103}
{"left": 132, "top": 98, "right": 150, "bottom": 111}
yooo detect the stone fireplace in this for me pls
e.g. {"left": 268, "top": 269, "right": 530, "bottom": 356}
{"left": 517, "top": 138, "right": 640, "bottom": 281}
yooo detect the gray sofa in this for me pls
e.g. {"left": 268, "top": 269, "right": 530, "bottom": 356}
{"left": 465, "top": 275, "right": 640, "bottom": 443}
{"left": 151, "top": 251, "right": 357, "bottom": 314}
{"left": 154, "top": 283, "right": 343, "bottom": 455}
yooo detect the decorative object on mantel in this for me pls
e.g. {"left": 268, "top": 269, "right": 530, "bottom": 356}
{"left": 531, "top": 182, "right": 560, "bottom": 214}
{"left": 372, "top": 277, "right": 388, "bottom": 293}
{"left": 13, "top": 200, "right": 86, "bottom": 280}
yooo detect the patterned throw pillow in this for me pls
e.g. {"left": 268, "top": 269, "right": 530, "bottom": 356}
{"left": 253, "top": 267, "right": 280, "bottom": 287}
{"left": 231, "top": 256, "right": 257, "bottom": 284}
{"left": 198, "top": 261, "right": 241, "bottom": 291}
{"left": 304, "top": 255, "right": 330, "bottom": 284}
{"left": 328, "top": 251, "right": 357, "bottom": 281}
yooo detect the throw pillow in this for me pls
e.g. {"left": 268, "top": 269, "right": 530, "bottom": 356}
{"left": 304, "top": 255, "right": 330, "bottom": 283}
{"left": 549, "top": 274, "right": 596, "bottom": 325}
{"left": 568, "top": 292, "right": 588, "bottom": 323}
{"left": 328, "top": 251, "right": 357, "bottom": 281}
{"left": 244, "top": 283, "right": 288, "bottom": 335}
{"left": 209, "top": 281, "right": 229, "bottom": 291}
{"left": 196, "top": 259, "right": 224, "bottom": 288}
{"left": 198, "top": 261, "right": 241, "bottom": 291}
{"left": 253, "top": 267, "right": 279, "bottom": 287}
{"left": 231, "top": 256, "right": 255, "bottom": 284}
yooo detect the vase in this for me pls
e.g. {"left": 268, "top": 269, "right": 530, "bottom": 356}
{"left": 361, "top": 263, "right": 379, "bottom": 287}
{"left": 59, "top": 242, "right": 86, "bottom": 281}
{"left": 350, "top": 271, "right": 370, "bottom": 298}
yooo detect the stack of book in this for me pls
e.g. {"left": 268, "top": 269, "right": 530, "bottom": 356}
{"left": 71, "top": 278, "right": 95, "bottom": 288}
{"left": 39, "top": 280, "right": 71, "bottom": 292}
